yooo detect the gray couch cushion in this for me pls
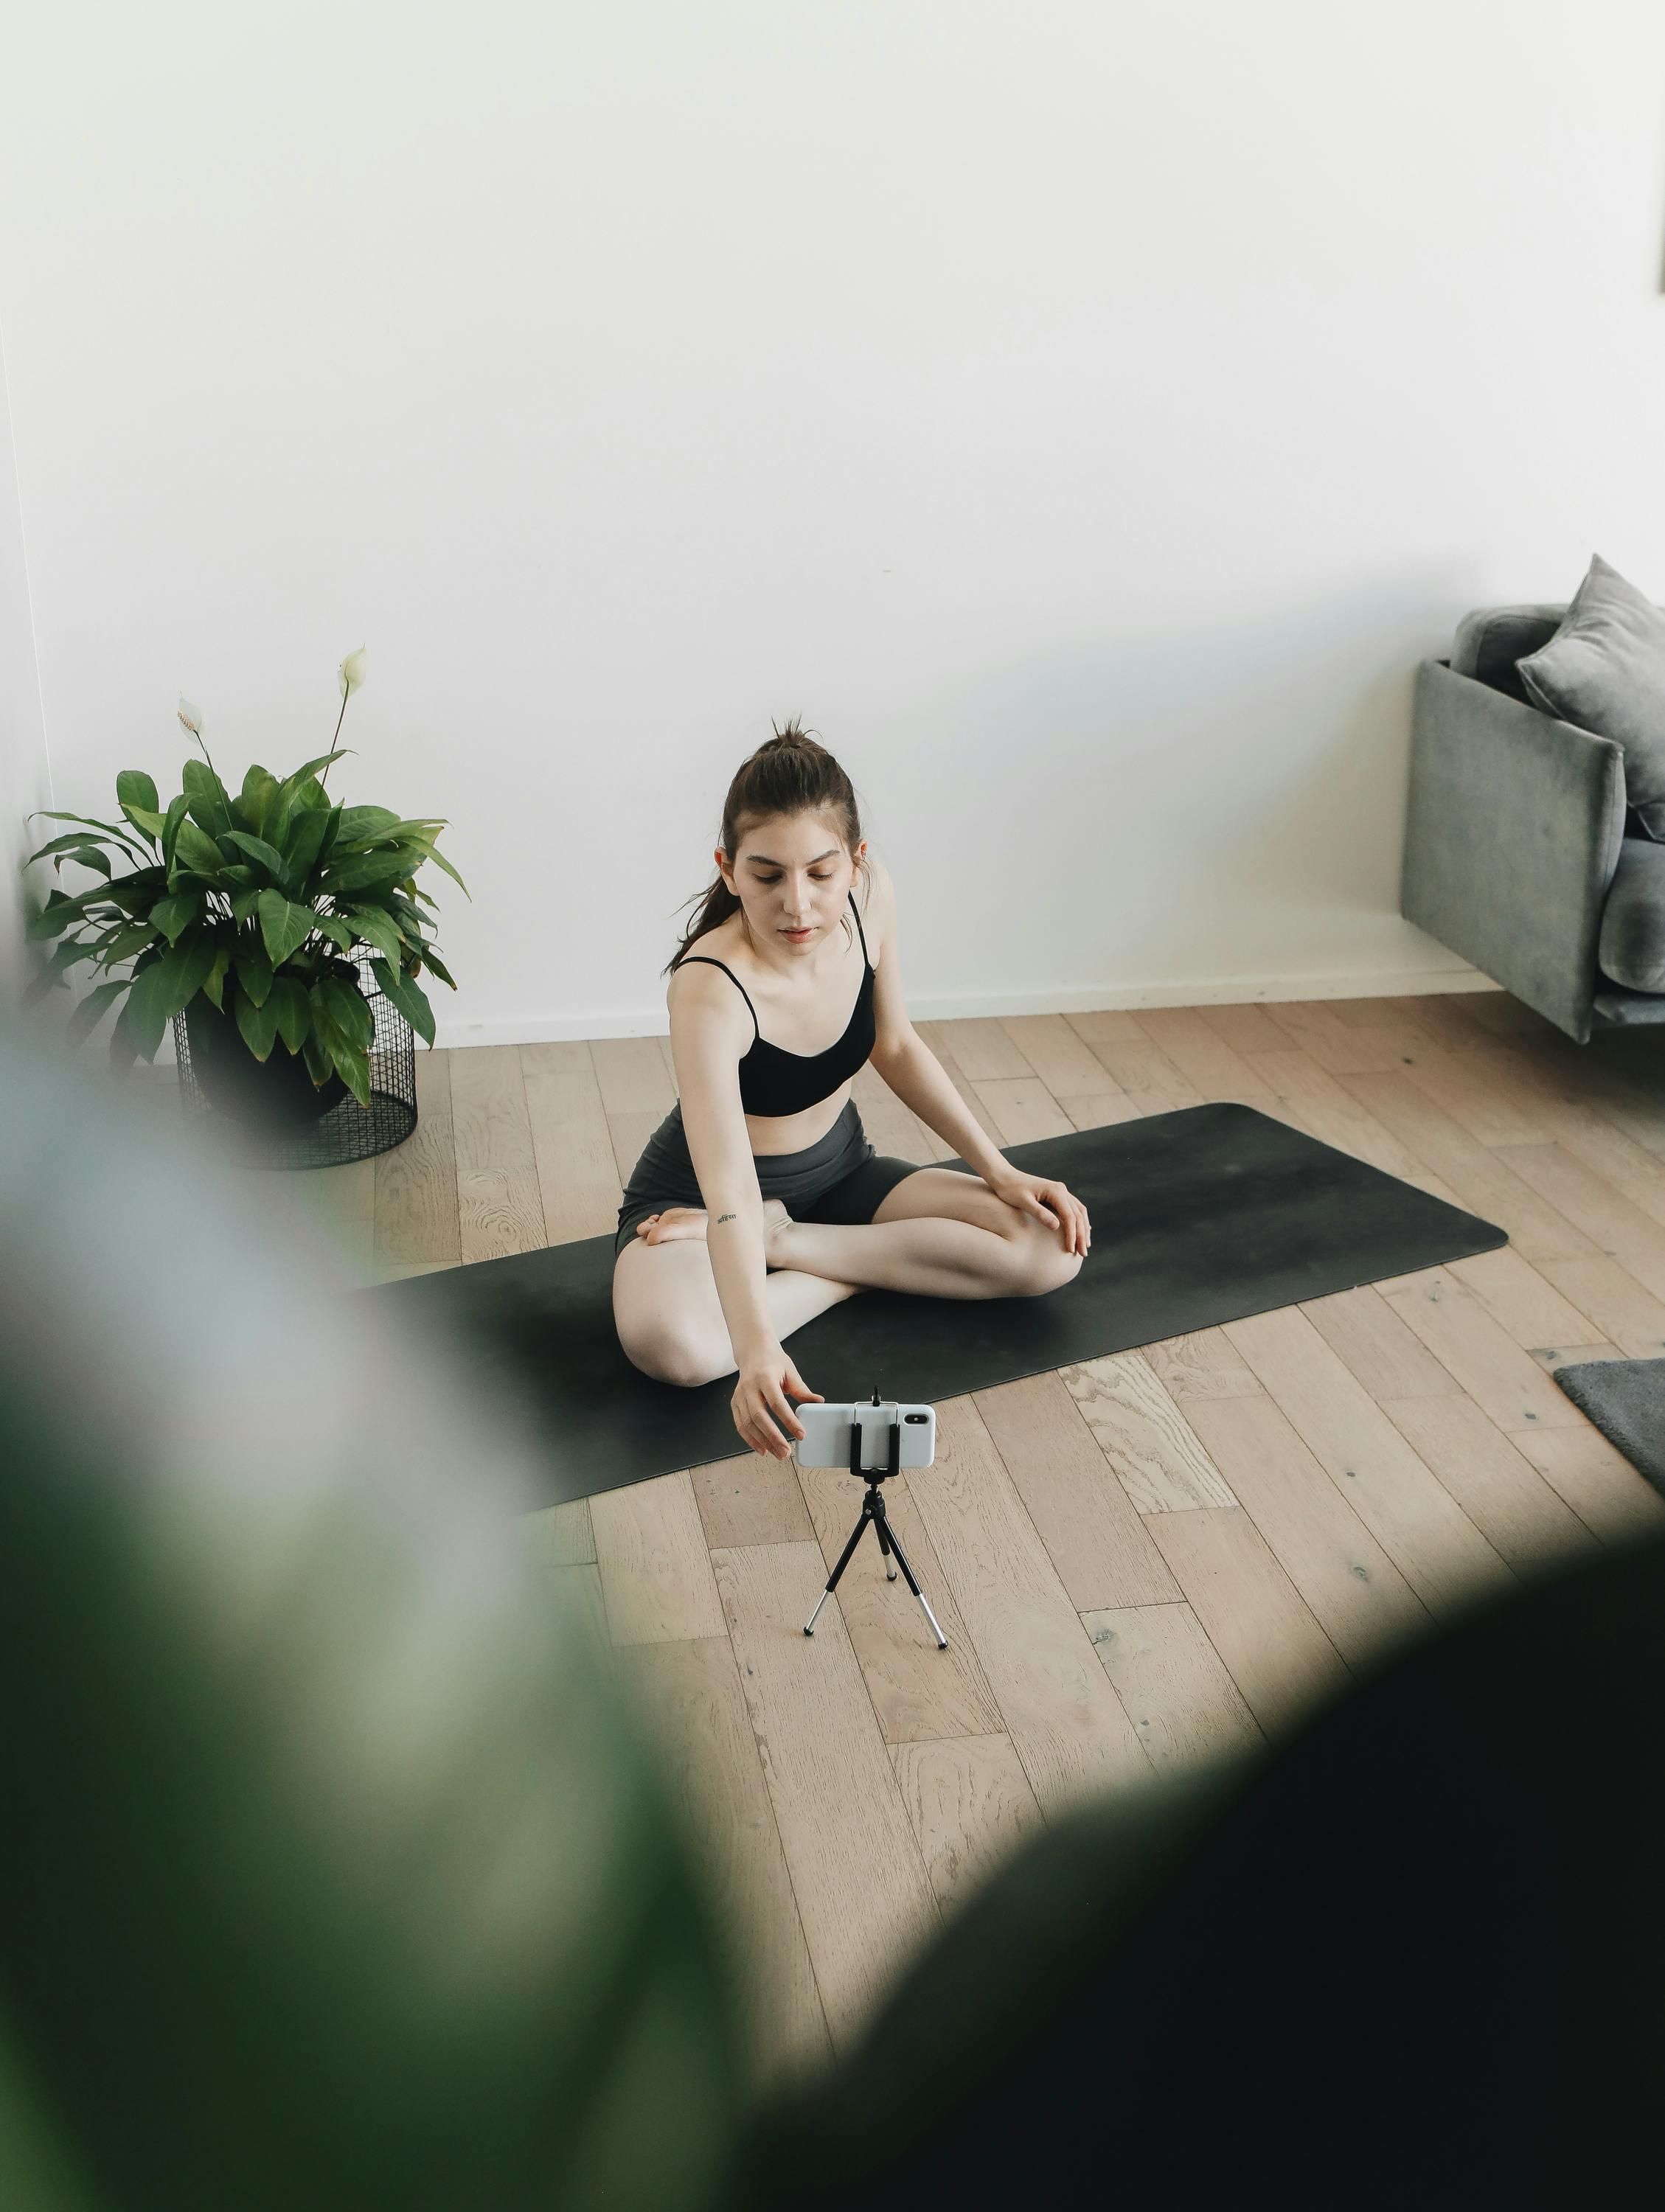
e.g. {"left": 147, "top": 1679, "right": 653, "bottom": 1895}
{"left": 1518, "top": 555, "right": 1665, "bottom": 839}
{"left": 1450, "top": 604, "right": 1566, "bottom": 703}
{"left": 1598, "top": 836, "right": 1665, "bottom": 994}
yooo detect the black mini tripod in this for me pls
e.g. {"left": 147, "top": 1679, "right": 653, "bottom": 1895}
{"left": 802, "top": 1391, "right": 948, "bottom": 1649}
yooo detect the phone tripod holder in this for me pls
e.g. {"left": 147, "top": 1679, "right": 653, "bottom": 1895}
{"left": 803, "top": 1394, "right": 948, "bottom": 1649}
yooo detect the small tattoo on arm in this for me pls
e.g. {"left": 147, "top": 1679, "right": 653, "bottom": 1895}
{"left": 715, "top": 1211, "right": 736, "bottom": 1225}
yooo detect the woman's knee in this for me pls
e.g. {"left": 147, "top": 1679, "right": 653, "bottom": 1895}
{"left": 615, "top": 1305, "right": 733, "bottom": 1388}
{"left": 998, "top": 1233, "right": 1084, "bottom": 1298}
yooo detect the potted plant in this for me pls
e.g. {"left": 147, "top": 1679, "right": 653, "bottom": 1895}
{"left": 20, "top": 647, "right": 467, "bottom": 1131}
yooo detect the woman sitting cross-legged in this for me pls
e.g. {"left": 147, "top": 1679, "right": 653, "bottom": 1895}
{"left": 611, "top": 719, "right": 1091, "bottom": 1462}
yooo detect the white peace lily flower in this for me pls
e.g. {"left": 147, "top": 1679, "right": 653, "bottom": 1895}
{"left": 177, "top": 695, "right": 202, "bottom": 737}
{"left": 338, "top": 645, "right": 367, "bottom": 699}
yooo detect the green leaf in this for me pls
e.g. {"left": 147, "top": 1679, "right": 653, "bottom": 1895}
{"left": 415, "top": 946, "right": 455, "bottom": 990}
{"left": 282, "top": 805, "right": 335, "bottom": 888}
{"left": 401, "top": 838, "right": 471, "bottom": 900}
{"left": 160, "top": 794, "right": 190, "bottom": 870}
{"left": 330, "top": 804, "right": 400, "bottom": 846}
{"left": 318, "top": 973, "right": 374, "bottom": 1052}
{"left": 344, "top": 906, "right": 404, "bottom": 963}
{"left": 67, "top": 976, "right": 129, "bottom": 1042}
{"left": 368, "top": 959, "right": 434, "bottom": 1047}
{"left": 234, "top": 946, "right": 274, "bottom": 1008}
{"left": 221, "top": 830, "right": 291, "bottom": 886}
{"left": 60, "top": 844, "right": 113, "bottom": 878}
{"left": 239, "top": 766, "right": 279, "bottom": 839}
{"left": 172, "top": 818, "right": 226, "bottom": 879}
{"left": 318, "top": 1020, "right": 372, "bottom": 1107}
{"left": 116, "top": 769, "right": 159, "bottom": 815}
{"left": 108, "top": 1001, "right": 142, "bottom": 1073}
{"left": 234, "top": 984, "right": 281, "bottom": 1062}
{"left": 22, "top": 936, "right": 91, "bottom": 1004}
{"left": 321, "top": 846, "right": 424, "bottom": 894}
{"left": 279, "top": 749, "right": 352, "bottom": 801}
{"left": 231, "top": 888, "right": 261, "bottom": 926}
{"left": 302, "top": 1028, "right": 333, "bottom": 1087}
{"left": 315, "top": 914, "right": 355, "bottom": 952}
{"left": 268, "top": 973, "right": 311, "bottom": 1054}
{"left": 120, "top": 804, "right": 167, "bottom": 841}
{"left": 22, "top": 831, "right": 123, "bottom": 870}
{"left": 25, "top": 891, "right": 91, "bottom": 942}
{"left": 124, "top": 937, "right": 218, "bottom": 1056}
{"left": 149, "top": 893, "right": 202, "bottom": 946}
{"left": 201, "top": 944, "right": 232, "bottom": 1011}
{"left": 181, "top": 758, "right": 233, "bottom": 840}
{"left": 257, "top": 887, "right": 315, "bottom": 967}
{"left": 97, "top": 922, "right": 161, "bottom": 967}
{"left": 29, "top": 809, "right": 152, "bottom": 860}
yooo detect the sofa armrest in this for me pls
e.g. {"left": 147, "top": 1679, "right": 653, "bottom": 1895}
{"left": 1400, "top": 658, "right": 1626, "bottom": 1043}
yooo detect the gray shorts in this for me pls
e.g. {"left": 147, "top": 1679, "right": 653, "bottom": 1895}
{"left": 613, "top": 1097, "right": 923, "bottom": 1259}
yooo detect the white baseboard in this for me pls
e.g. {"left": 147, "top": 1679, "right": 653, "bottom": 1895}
{"left": 431, "top": 963, "right": 1499, "bottom": 1051}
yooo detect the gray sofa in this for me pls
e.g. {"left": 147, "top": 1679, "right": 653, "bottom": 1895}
{"left": 1401, "top": 602, "right": 1665, "bottom": 1043}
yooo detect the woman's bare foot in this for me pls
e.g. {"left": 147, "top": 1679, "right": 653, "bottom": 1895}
{"left": 636, "top": 1198, "right": 794, "bottom": 1251}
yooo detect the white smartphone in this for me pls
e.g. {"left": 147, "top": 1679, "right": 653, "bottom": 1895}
{"left": 793, "top": 1399, "right": 937, "bottom": 1472}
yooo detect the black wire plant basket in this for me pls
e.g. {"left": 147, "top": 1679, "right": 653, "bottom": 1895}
{"left": 170, "top": 947, "right": 418, "bottom": 1170}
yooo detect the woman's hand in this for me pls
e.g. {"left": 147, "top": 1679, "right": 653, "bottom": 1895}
{"left": 733, "top": 1346, "right": 824, "bottom": 1460}
{"left": 987, "top": 1169, "right": 1091, "bottom": 1256}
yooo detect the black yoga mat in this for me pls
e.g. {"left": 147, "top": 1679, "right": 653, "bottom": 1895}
{"left": 361, "top": 1102, "right": 1506, "bottom": 1509}
{"left": 1552, "top": 1358, "right": 1665, "bottom": 1495}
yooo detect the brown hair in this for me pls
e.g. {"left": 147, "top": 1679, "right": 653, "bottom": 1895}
{"left": 664, "top": 717, "right": 870, "bottom": 975}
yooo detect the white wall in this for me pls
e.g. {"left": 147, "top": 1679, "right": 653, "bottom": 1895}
{"left": 0, "top": 316, "right": 51, "bottom": 1006}
{"left": 2, "top": 1, "right": 1663, "bottom": 1047}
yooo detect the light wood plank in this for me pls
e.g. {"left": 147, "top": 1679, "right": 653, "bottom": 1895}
{"left": 1398, "top": 1043, "right": 1546, "bottom": 1144}
{"left": 1081, "top": 1601, "right": 1263, "bottom": 1770}
{"left": 1075, "top": 1035, "right": 1204, "bottom": 1116}
{"left": 711, "top": 1541, "right": 939, "bottom": 2044}
{"left": 591, "top": 1472, "right": 728, "bottom": 1645}
{"left": 608, "top": 1106, "right": 668, "bottom": 1190}
{"left": 1131, "top": 1006, "right": 1273, "bottom": 1098}
{"left": 906, "top": 1396, "right": 1155, "bottom": 1809}
{"left": 1336, "top": 1072, "right": 1596, "bottom": 1262}
{"left": 890, "top": 1733, "right": 1045, "bottom": 1916}
{"left": 1511, "top": 1426, "right": 1665, "bottom": 1546}
{"left": 1242, "top": 1048, "right": 1467, "bottom": 1206}
{"left": 591, "top": 1034, "right": 678, "bottom": 1114}
{"left": 1181, "top": 1394, "right": 1430, "bottom": 1667}
{"left": 374, "top": 1045, "right": 461, "bottom": 1267}
{"left": 621, "top": 1634, "right": 830, "bottom": 2087}
{"left": 1141, "top": 1327, "right": 1265, "bottom": 1403}
{"left": 930, "top": 1016, "right": 1035, "bottom": 1080}
{"left": 692, "top": 1452, "right": 816, "bottom": 1550}
{"left": 1447, "top": 1245, "right": 1606, "bottom": 1354}
{"left": 793, "top": 1461, "right": 1006, "bottom": 1745}
{"left": 1492, "top": 1141, "right": 1665, "bottom": 1305}
{"left": 1061, "top": 1352, "right": 1237, "bottom": 1512}
{"left": 521, "top": 1040, "right": 622, "bottom": 1243}
{"left": 1378, "top": 1267, "right": 1591, "bottom": 1433}
{"left": 1533, "top": 1255, "right": 1665, "bottom": 1360}
{"left": 1378, "top": 1394, "right": 1601, "bottom": 1576}
{"left": 973, "top": 1371, "right": 1183, "bottom": 1607}
{"left": 1262, "top": 1001, "right": 1441, "bottom": 1076}
{"left": 1299, "top": 1284, "right": 1459, "bottom": 1401}
{"left": 1220, "top": 1306, "right": 1511, "bottom": 1615}
{"left": 448, "top": 1043, "right": 545, "bottom": 1262}
{"left": 1196, "top": 1002, "right": 1294, "bottom": 1056}
{"left": 998, "top": 1012, "right": 1125, "bottom": 1099}
{"left": 1145, "top": 1506, "right": 1347, "bottom": 1733}
{"left": 970, "top": 1074, "right": 1075, "bottom": 1144}
{"left": 1063, "top": 1090, "right": 1145, "bottom": 1130}
{"left": 518, "top": 1497, "right": 597, "bottom": 1566}
{"left": 1063, "top": 1007, "right": 1151, "bottom": 1050}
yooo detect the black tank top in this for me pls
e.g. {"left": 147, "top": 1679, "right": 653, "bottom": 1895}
{"left": 675, "top": 891, "right": 877, "bottom": 1117}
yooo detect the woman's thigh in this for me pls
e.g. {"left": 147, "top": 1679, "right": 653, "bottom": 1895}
{"left": 611, "top": 1234, "right": 729, "bottom": 1371}
{"left": 870, "top": 1164, "right": 1026, "bottom": 1237}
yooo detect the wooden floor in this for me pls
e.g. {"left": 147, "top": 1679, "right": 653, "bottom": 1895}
{"left": 188, "top": 991, "right": 1665, "bottom": 2090}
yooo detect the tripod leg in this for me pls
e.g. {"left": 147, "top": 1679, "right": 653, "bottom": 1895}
{"left": 878, "top": 1519, "right": 950, "bottom": 1650}
{"left": 804, "top": 1500, "right": 875, "bottom": 1635}
{"left": 874, "top": 1517, "right": 899, "bottom": 1582}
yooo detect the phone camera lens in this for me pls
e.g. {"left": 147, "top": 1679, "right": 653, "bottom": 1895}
{"left": 904, "top": 1413, "right": 926, "bottom": 1423}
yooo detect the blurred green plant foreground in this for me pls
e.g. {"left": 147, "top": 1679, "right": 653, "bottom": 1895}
{"left": 0, "top": 1017, "right": 743, "bottom": 2212}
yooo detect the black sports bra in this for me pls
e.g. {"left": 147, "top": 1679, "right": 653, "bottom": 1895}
{"left": 675, "top": 891, "right": 877, "bottom": 1117}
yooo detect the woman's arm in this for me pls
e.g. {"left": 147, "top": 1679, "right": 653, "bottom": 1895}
{"left": 667, "top": 965, "right": 777, "bottom": 1366}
